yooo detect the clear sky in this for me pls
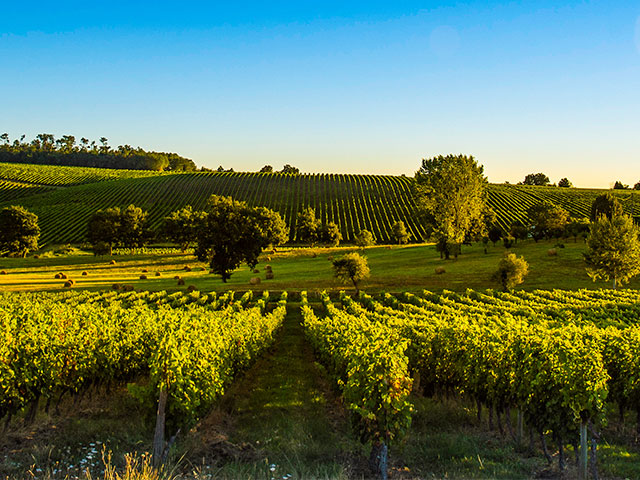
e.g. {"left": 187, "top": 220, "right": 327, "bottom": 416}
{"left": 1, "top": 1, "right": 639, "bottom": 187}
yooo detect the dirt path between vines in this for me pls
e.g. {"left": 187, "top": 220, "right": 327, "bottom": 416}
{"left": 184, "top": 304, "right": 368, "bottom": 479}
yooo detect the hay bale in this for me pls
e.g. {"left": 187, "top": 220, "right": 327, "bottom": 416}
{"left": 63, "top": 280, "right": 73, "bottom": 288}
{"left": 123, "top": 284, "right": 135, "bottom": 292}
{"left": 184, "top": 266, "right": 192, "bottom": 272}
{"left": 112, "top": 283, "right": 122, "bottom": 291}
{"left": 548, "top": 248, "right": 558, "bottom": 256}
{"left": 109, "top": 259, "right": 117, "bottom": 265}
{"left": 177, "top": 278, "right": 185, "bottom": 286}
{"left": 252, "top": 268, "right": 260, "bottom": 273}
{"left": 0, "top": 270, "right": 6, "bottom": 275}
{"left": 187, "top": 285, "right": 197, "bottom": 292}
{"left": 265, "top": 265, "right": 272, "bottom": 271}
{"left": 265, "top": 272, "right": 274, "bottom": 280}
{"left": 81, "top": 271, "right": 88, "bottom": 276}
{"left": 141, "top": 268, "right": 148, "bottom": 273}
{"left": 140, "top": 274, "right": 148, "bottom": 280}
{"left": 250, "top": 277, "right": 261, "bottom": 285}
{"left": 33, "top": 255, "right": 40, "bottom": 259}
{"left": 435, "top": 266, "right": 446, "bottom": 275}
{"left": 174, "top": 275, "right": 181, "bottom": 280}
{"left": 155, "top": 271, "right": 162, "bottom": 277}
{"left": 61, "top": 273, "right": 68, "bottom": 280}
{"left": 54, "top": 273, "right": 62, "bottom": 279}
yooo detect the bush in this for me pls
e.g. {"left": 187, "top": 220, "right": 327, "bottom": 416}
{"left": 492, "top": 252, "right": 529, "bottom": 291}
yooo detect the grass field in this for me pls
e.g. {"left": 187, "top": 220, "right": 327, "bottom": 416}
{"left": 0, "top": 239, "right": 636, "bottom": 294}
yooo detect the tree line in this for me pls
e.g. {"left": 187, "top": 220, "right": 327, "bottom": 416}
{"left": 0, "top": 133, "right": 196, "bottom": 172}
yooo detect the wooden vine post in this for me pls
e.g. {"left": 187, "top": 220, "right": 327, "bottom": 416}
{"left": 152, "top": 383, "right": 168, "bottom": 467}
{"left": 579, "top": 421, "right": 588, "bottom": 480}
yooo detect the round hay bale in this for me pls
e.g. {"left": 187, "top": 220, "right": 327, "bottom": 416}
{"left": 155, "top": 271, "right": 162, "bottom": 277}
{"left": 187, "top": 285, "right": 197, "bottom": 292}
{"left": 63, "top": 280, "right": 73, "bottom": 288}
{"left": 250, "top": 277, "right": 261, "bottom": 285}
{"left": 60, "top": 273, "right": 68, "bottom": 280}
{"left": 174, "top": 275, "right": 181, "bottom": 280}
{"left": 112, "top": 283, "right": 122, "bottom": 291}
{"left": 265, "top": 265, "right": 272, "bottom": 271}
{"left": 265, "top": 272, "right": 275, "bottom": 280}
{"left": 54, "top": 273, "right": 62, "bottom": 279}
{"left": 0, "top": 270, "right": 6, "bottom": 275}
{"left": 109, "top": 259, "right": 117, "bottom": 265}
{"left": 140, "top": 274, "right": 148, "bottom": 280}
{"left": 123, "top": 284, "right": 135, "bottom": 292}
{"left": 141, "top": 268, "right": 149, "bottom": 273}
{"left": 184, "top": 266, "right": 192, "bottom": 272}
{"left": 435, "top": 266, "right": 446, "bottom": 275}
{"left": 177, "top": 278, "right": 185, "bottom": 286}
{"left": 252, "top": 268, "right": 260, "bottom": 273}
{"left": 33, "top": 255, "right": 40, "bottom": 259}
{"left": 548, "top": 248, "right": 558, "bottom": 256}
{"left": 81, "top": 271, "right": 88, "bottom": 276}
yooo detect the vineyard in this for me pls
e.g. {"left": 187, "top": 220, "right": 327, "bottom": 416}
{"left": 1, "top": 163, "right": 640, "bottom": 245}
{"left": 302, "top": 287, "right": 640, "bottom": 477}
{"left": 0, "top": 288, "right": 287, "bottom": 468}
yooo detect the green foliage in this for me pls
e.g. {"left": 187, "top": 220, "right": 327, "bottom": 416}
{"left": 509, "top": 223, "right": 528, "bottom": 242}
{"left": 566, "top": 218, "right": 590, "bottom": 242}
{"left": 526, "top": 201, "right": 569, "bottom": 241}
{"left": 0, "top": 133, "right": 196, "bottom": 171}
{"left": 613, "top": 181, "right": 629, "bottom": 190}
{"left": 162, "top": 205, "right": 206, "bottom": 251}
{"left": 522, "top": 172, "right": 550, "bottom": 186}
{"left": 414, "top": 154, "right": 487, "bottom": 246}
{"left": 0, "top": 205, "right": 40, "bottom": 257}
{"left": 584, "top": 214, "right": 640, "bottom": 288}
{"left": 195, "top": 195, "right": 285, "bottom": 281}
{"left": 491, "top": 252, "right": 529, "bottom": 290}
{"left": 87, "top": 204, "right": 152, "bottom": 255}
{"left": 332, "top": 252, "right": 370, "bottom": 293}
{"left": 558, "top": 177, "right": 573, "bottom": 188}
{"left": 296, "top": 207, "right": 322, "bottom": 245}
{"left": 354, "top": 229, "right": 375, "bottom": 250}
{"left": 392, "top": 221, "right": 410, "bottom": 244}
{"left": 259, "top": 165, "right": 273, "bottom": 173}
{"left": 488, "top": 225, "right": 502, "bottom": 246}
{"left": 280, "top": 164, "right": 300, "bottom": 174}
{"left": 590, "top": 193, "right": 624, "bottom": 221}
{"left": 321, "top": 221, "right": 342, "bottom": 247}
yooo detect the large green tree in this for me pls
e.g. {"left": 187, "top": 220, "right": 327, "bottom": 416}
{"left": 0, "top": 206, "right": 40, "bottom": 257}
{"left": 526, "top": 201, "right": 569, "bottom": 241}
{"left": 119, "top": 204, "right": 153, "bottom": 250}
{"left": 296, "top": 207, "right": 322, "bottom": 245}
{"left": 87, "top": 207, "right": 121, "bottom": 255}
{"left": 414, "top": 154, "right": 487, "bottom": 258}
{"left": 332, "top": 252, "right": 370, "bottom": 295}
{"left": 162, "top": 205, "right": 207, "bottom": 252}
{"left": 590, "top": 193, "right": 624, "bottom": 221}
{"left": 522, "top": 172, "right": 550, "bottom": 186}
{"left": 195, "top": 195, "right": 286, "bottom": 282}
{"left": 584, "top": 214, "right": 640, "bottom": 289}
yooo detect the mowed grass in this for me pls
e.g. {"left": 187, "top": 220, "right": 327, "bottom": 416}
{"left": 0, "top": 239, "right": 636, "bottom": 294}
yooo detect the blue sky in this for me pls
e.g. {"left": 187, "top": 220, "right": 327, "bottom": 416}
{"left": 1, "top": 1, "right": 639, "bottom": 187}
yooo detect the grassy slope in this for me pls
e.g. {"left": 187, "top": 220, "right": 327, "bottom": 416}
{"left": 3, "top": 162, "right": 640, "bottom": 245}
{"left": 1, "top": 240, "right": 636, "bottom": 294}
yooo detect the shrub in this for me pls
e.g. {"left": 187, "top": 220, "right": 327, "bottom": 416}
{"left": 492, "top": 252, "right": 529, "bottom": 291}
{"left": 332, "top": 252, "right": 370, "bottom": 294}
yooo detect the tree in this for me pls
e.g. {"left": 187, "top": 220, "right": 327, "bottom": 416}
{"left": 195, "top": 195, "right": 283, "bottom": 282}
{"left": 296, "top": 207, "right": 321, "bottom": 245}
{"left": 565, "top": 218, "right": 590, "bottom": 242}
{"left": 488, "top": 225, "right": 502, "bottom": 246}
{"left": 558, "top": 178, "right": 573, "bottom": 188}
{"left": 526, "top": 201, "right": 569, "bottom": 241}
{"left": 280, "top": 164, "right": 300, "bottom": 175}
{"left": 584, "top": 214, "right": 640, "bottom": 289}
{"left": 0, "top": 206, "right": 40, "bottom": 257}
{"left": 354, "top": 229, "right": 375, "bottom": 251}
{"left": 590, "top": 193, "right": 624, "bottom": 221}
{"left": 162, "top": 206, "right": 206, "bottom": 252}
{"left": 391, "top": 221, "right": 410, "bottom": 245}
{"left": 522, "top": 173, "right": 550, "bottom": 186}
{"left": 633, "top": 181, "right": 640, "bottom": 190}
{"left": 259, "top": 165, "right": 273, "bottom": 173}
{"left": 492, "top": 252, "right": 529, "bottom": 291}
{"left": 119, "top": 204, "right": 152, "bottom": 250}
{"left": 613, "top": 181, "right": 629, "bottom": 190}
{"left": 332, "top": 252, "right": 370, "bottom": 294}
{"left": 414, "top": 154, "right": 487, "bottom": 258}
{"left": 509, "top": 223, "right": 528, "bottom": 243}
{"left": 87, "top": 207, "right": 121, "bottom": 255}
{"left": 320, "top": 222, "right": 342, "bottom": 247}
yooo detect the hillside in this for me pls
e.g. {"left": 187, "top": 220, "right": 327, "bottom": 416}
{"left": 1, "top": 163, "right": 639, "bottom": 245}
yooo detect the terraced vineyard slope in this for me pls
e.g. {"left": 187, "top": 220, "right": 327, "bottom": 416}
{"left": 1, "top": 163, "right": 639, "bottom": 245}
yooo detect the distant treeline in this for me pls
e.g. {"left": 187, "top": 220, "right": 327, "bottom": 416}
{"left": 0, "top": 133, "right": 196, "bottom": 172}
